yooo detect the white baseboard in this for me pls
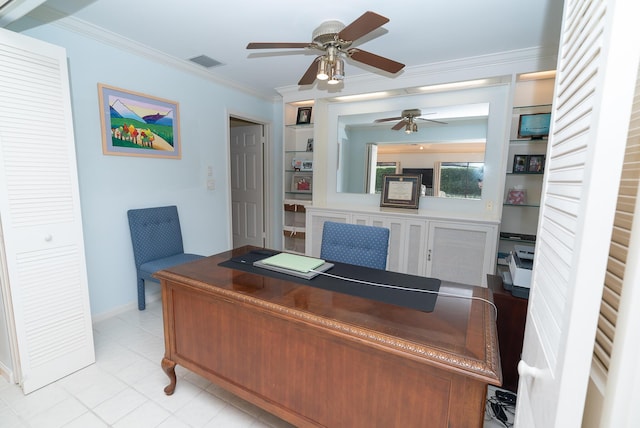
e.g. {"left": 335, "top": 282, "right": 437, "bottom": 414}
{"left": 0, "top": 360, "right": 15, "bottom": 384}
{"left": 91, "top": 291, "right": 161, "bottom": 324}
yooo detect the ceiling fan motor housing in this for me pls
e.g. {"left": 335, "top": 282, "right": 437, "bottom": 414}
{"left": 401, "top": 109, "right": 422, "bottom": 118}
{"left": 312, "top": 20, "right": 348, "bottom": 47}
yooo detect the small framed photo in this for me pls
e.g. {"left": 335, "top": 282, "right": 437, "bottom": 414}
{"left": 306, "top": 138, "right": 314, "bottom": 152}
{"left": 527, "top": 155, "right": 545, "bottom": 173}
{"left": 506, "top": 188, "right": 527, "bottom": 205}
{"left": 291, "top": 172, "right": 312, "bottom": 193}
{"left": 291, "top": 159, "right": 312, "bottom": 171}
{"left": 513, "top": 154, "right": 528, "bottom": 173}
{"left": 380, "top": 174, "right": 421, "bottom": 209}
{"left": 296, "top": 107, "right": 312, "bottom": 125}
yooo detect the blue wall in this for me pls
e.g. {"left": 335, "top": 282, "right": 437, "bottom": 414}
{"left": 21, "top": 24, "right": 280, "bottom": 317}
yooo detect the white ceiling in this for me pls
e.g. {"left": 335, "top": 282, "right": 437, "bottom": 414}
{"left": 5, "top": 0, "right": 564, "bottom": 99}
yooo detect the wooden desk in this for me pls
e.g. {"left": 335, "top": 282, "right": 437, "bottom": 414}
{"left": 155, "top": 247, "right": 501, "bottom": 428}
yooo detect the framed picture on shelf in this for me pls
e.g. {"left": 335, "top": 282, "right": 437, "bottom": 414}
{"left": 527, "top": 155, "right": 545, "bottom": 173}
{"left": 296, "top": 107, "right": 312, "bottom": 125}
{"left": 513, "top": 154, "right": 528, "bottom": 173}
{"left": 506, "top": 188, "right": 527, "bottom": 205}
{"left": 291, "top": 172, "right": 312, "bottom": 193}
{"left": 291, "top": 159, "right": 312, "bottom": 171}
{"left": 306, "top": 138, "right": 314, "bottom": 151}
{"left": 380, "top": 174, "right": 421, "bottom": 209}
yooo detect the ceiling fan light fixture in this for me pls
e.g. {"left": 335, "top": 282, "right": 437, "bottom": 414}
{"left": 412, "top": 123, "right": 418, "bottom": 133}
{"left": 405, "top": 123, "right": 412, "bottom": 134}
{"left": 327, "top": 77, "right": 340, "bottom": 85}
{"left": 317, "top": 57, "right": 329, "bottom": 81}
{"left": 332, "top": 58, "right": 345, "bottom": 80}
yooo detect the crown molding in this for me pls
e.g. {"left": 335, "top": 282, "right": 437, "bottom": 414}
{"left": 277, "top": 46, "right": 558, "bottom": 102}
{"left": 27, "top": 6, "right": 282, "bottom": 103}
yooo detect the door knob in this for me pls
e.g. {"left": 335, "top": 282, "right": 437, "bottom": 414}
{"left": 44, "top": 234, "right": 52, "bottom": 242}
{"left": 518, "top": 360, "right": 543, "bottom": 378}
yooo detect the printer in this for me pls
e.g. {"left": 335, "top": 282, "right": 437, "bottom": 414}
{"left": 503, "top": 244, "right": 535, "bottom": 298}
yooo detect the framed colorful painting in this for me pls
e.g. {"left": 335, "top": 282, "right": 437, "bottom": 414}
{"left": 98, "top": 83, "right": 181, "bottom": 159}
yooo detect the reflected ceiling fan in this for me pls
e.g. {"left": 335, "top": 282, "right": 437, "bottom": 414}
{"left": 246, "top": 11, "right": 404, "bottom": 86}
{"left": 374, "top": 109, "right": 448, "bottom": 134}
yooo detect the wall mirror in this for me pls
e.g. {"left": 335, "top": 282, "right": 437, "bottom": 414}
{"left": 337, "top": 103, "right": 489, "bottom": 200}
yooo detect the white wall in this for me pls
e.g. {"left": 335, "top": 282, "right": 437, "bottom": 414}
{"left": 19, "top": 24, "right": 280, "bottom": 317}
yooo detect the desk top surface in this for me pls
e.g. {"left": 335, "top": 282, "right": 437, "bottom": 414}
{"left": 154, "top": 246, "right": 501, "bottom": 385}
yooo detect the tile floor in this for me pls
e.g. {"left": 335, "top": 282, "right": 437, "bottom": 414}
{"left": 0, "top": 299, "right": 514, "bottom": 428}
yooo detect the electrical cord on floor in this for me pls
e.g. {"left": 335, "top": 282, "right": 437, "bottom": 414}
{"left": 485, "top": 391, "right": 516, "bottom": 427}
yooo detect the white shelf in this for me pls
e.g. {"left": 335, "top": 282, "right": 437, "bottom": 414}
{"left": 499, "top": 94, "right": 551, "bottom": 266}
{"left": 283, "top": 102, "right": 314, "bottom": 251}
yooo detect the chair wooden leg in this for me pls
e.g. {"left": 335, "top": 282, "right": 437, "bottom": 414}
{"left": 137, "top": 278, "right": 146, "bottom": 310}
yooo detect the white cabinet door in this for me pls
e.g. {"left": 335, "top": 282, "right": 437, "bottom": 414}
{"left": 0, "top": 29, "right": 94, "bottom": 393}
{"left": 305, "top": 210, "right": 350, "bottom": 257}
{"left": 367, "top": 215, "right": 405, "bottom": 273}
{"left": 366, "top": 215, "right": 427, "bottom": 275}
{"left": 403, "top": 219, "right": 428, "bottom": 276}
{"left": 426, "top": 221, "right": 497, "bottom": 286}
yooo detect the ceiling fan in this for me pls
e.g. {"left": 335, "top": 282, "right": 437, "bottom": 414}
{"left": 374, "top": 109, "right": 448, "bottom": 134}
{"left": 246, "top": 11, "right": 404, "bottom": 86}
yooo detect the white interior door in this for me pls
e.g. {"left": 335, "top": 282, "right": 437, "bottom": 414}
{"left": 0, "top": 28, "right": 95, "bottom": 393}
{"left": 516, "top": 0, "right": 640, "bottom": 426}
{"left": 230, "top": 124, "right": 264, "bottom": 248}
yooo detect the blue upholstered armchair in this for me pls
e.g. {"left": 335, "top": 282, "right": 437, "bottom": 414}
{"left": 127, "top": 205, "right": 205, "bottom": 310}
{"left": 320, "top": 221, "right": 390, "bottom": 270}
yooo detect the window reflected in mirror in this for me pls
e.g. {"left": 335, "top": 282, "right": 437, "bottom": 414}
{"left": 438, "top": 162, "right": 484, "bottom": 199}
{"left": 369, "top": 161, "right": 399, "bottom": 194}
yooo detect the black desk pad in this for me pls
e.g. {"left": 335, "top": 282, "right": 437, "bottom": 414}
{"left": 219, "top": 250, "right": 440, "bottom": 312}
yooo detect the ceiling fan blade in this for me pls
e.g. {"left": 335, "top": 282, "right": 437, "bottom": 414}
{"left": 374, "top": 116, "right": 403, "bottom": 123}
{"left": 246, "top": 42, "right": 310, "bottom": 49}
{"left": 416, "top": 117, "right": 449, "bottom": 125}
{"left": 392, "top": 120, "right": 407, "bottom": 131}
{"left": 349, "top": 49, "right": 405, "bottom": 74}
{"left": 298, "top": 58, "right": 320, "bottom": 85}
{"left": 338, "top": 11, "right": 389, "bottom": 42}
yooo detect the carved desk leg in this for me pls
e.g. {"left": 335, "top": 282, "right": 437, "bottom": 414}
{"left": 161, "top": 357, "right": 177, "bottom": 395}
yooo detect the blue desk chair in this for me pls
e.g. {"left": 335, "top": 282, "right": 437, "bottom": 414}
{"left": 127, "top": 205, "right": 205, "bottom": 310}
{"left": 320, "top": 221, "right": 390, "bottom": 270}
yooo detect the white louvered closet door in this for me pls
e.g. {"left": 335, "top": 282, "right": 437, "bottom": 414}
{"left": 0, "top": 28, "right": 94, "bottom": 393}
{"left": 515, "top": 0, "right": 640, "bottom": 426}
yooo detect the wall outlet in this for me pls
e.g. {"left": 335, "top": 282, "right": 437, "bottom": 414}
{"left": 486, "top": 200, "right": 493, "bottom": 211}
